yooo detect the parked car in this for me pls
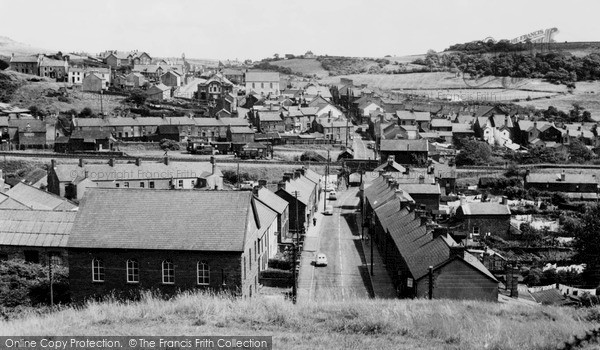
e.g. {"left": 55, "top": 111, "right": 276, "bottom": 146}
{"left": 328, "top": 191, "right": 337, "bottom": 200}
{"left": 324, "top": 205, "right": 333, "bottom": 215}
{"left": 315, "top": 253, "right": 328, "bottom": 267}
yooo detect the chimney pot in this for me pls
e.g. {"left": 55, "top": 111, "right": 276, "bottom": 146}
{"left": 108, "top": 158, "right": 114, "bottom": 167}
{"left": 277, "top": 181, "right": 286, "bottom": 191}
{"left": 561, "top": 171, "right": 566, "bottom": 182}
{"left": 164, "top": 156, "right": 169, "bottom": 165}
{"left": 79, "top": 158, "right": 84, "bottom": 167}
{"left": 135, "top": 158, "right": 141, "bottom": 166}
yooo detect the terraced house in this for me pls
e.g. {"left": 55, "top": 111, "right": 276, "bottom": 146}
{"left": 67, "top": 189, "right": 278, "bottom": 301}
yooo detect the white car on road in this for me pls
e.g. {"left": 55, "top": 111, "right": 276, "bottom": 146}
{"left": 315, "top": 253, "right": 328, "bottom": 267}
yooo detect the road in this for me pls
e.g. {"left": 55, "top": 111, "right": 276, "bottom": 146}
{"left": 300, "top": 186, "right": 372, "bottom": 301}
{"left": 352, "top": 131, "right": 376, "bottom": 160}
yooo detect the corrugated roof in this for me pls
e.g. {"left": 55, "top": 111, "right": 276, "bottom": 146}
{"left": 5, "top": 183, "right": 77, "bottom": 211}
{"left": 0, "top": 209, "right": 76, "bottom": 247}
{"left": 68, "top": 189, "right": 255, "bottom": 251}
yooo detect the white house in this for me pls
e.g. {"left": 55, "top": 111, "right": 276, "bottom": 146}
{"left": 68, "top": 68, "right": 84, "bottom": 84}
{"left": 245, "top": 71, "right": 280, "bottom": 96}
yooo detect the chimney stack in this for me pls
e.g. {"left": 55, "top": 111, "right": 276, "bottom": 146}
{"left": 51, "top": 159, "right": 56, "bottom": 169}
{"left": 501, "top": 196, "right": 508, "bottom": 205}
{"left": 135, "top": 158, "right": 141, "bottom": 166}
{"left": 277, "top": 181, "right": 286, "bottom": 191}
{"left": 432, "top": 227, "right": 447, "bottom": 239}
{"left": 252, "top": 186, "right": 259, "bottom": 197}
{"left": 258, "top": 179, "right": 267, "bottom": 187}
{"left": 210, "top": 156, "right": 216, "bottom": 174}
{"left": 294, "top": 170, "right": 301, "bottom": 179}
{"left": 108, "top": 158, "right": 114, "bottom": 167}
{"left": 459, "top": 195, "right": 467, "bottom": 207}
{"left": 78, "top": 158, "right": 84, "bottom": 167}
{"left": 387, "top": 155, "right": 394, "bottom": 166}
{"left": 561, "top": 170, "right": 566, "bottom": 182}
{"left": 164, "top": 156, "right": 169, "bottom": 165}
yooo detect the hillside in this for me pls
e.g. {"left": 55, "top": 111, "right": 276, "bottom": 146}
{"left": 2, "top": 291, "right": 599, "bottom": 349}
{"left": 0, "top": 36, "right": 52, "bottom": 57}
{"left": 270, "top": 58, "right": 329, "bottom": 78}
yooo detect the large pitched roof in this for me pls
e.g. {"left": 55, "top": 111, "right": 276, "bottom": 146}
{"left": 5, "top": 183, "right": 77, "bottom": 211}
{"left": 458, "top": 202, "right": 511, "bottom": 216}
{"left": 245, "top": 71, "right": 280, "bottom": 82}
{"left": 68, "top": 189, "right": 258, "bottom": 251}
{"left": 0, "top": 209, "right": 76, "bottom": 247}
{"left": 256, "top": 187, "right": 288, "bottom": 214}
{"left": 52, "top": 160, "right": 220, "bottom": 183}
{"left": 526, "top": 173, "right": 598, "bottom": 185}
{"left": 380, "top": 139, "right": 429, "bottom": 152}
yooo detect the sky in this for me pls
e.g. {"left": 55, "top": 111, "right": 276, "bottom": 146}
{"left": 1, "top": 0, "right": 600, "bottom": 60}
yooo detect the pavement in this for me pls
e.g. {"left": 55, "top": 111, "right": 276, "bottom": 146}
{"left": 356, "top": 213, "right": 398, "bottom": 299}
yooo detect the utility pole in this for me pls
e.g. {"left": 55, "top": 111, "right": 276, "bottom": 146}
{"left": 236, "top": 161, "right": 240, "bottom": 189}
{"left": 292, "top": 190, "right": 300, "bottom": 304}
{"left": 323, "top": 150, "right": 330, "bottom": 212}
{"left": 48, "top": 253, "right": 54, "bottom": 307}
{"left": 428, "top": 266, "right": 433, "bottom": 300}
{"left": 100, "top": 90, "right": 104, "bottom": 116}
{"left": 345, "top": 117, "right": 349, "bottom": 148}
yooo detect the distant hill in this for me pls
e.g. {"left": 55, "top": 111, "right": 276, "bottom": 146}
{"left": 0, "top": 36, "right": 52, "bottom": 57}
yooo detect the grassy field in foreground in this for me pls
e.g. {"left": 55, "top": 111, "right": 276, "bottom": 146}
{"left": 1, "top": 291, "right": 599, "bottom": 350}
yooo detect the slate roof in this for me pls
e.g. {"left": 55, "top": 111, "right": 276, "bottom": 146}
{"left": 68, "top": 189, "right": 258, "bottom": 251}
{"left": 5, "top": 183, "right": 77, "bottom": 211}
{"left": 52, "top": 161, "right": 220, "bottom": 183}
{"left": 9, "top": 119, "right": 46, "bottom": 133}
{"left": 526, "top": 173, "right": 598, "bottom": 184}
{"left": 0, "top": 209, "right": 76, "bottom": 247}
{"left": 303, "top": 168, "right": 322, "bottom": 185}
{"left": 256, "top": 187, "right": 288, "bottom": 214}
{"left": 397, "top": 183, "right": 441, "bottom": 195}
{"left": 258, "top": 111, "right": 283, "bottom": 122}
{"left": 380, "top": 139, "right": 429, "bottom": 152}
{"left": 458, "top": 202, "right": 511, "bottom": 216}
{"left": 10, "top": 55, "right": 39, "bottom": 63}
{"left": 70, "top": 129, "right": 112, "bottom": 140}
{"left": 245, "top": 71, "right": 280, "bottom": 82}
{"left": 430, "top": 119, "right": 453, "bottom": 128}
{"left": 452, "top": 124, "right": 474, "bottom": 133}
{"left": 374, "top": 161, "right": 406, "bottom": 173}
{"left": 396, "top": 110, "right": 431, "bottom": 121}
{"left": 530, "top": 288, "right": 570, "bottom": 305}
{"left": 277, "top": 176, "right": 315, "bottom": 206}
{"left": 0, "top": 192, "right": 31, "bottom": 210}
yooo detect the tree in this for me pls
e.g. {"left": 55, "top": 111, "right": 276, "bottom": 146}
{"left": 0, "top": 59, "right": 8, "bottom": 71}
{"left": 455, "top": 139, "right": 492, "bottom": 166}
{"left": 569, "top": 140, "right": 594, "bottom": 163}
{"left": 78, "top": 107, "right": 94, "bottom": 118}
{"left": 128, "top": 89, "right": 147, "bottom": 105}
{"left": 159, "top": 139, "right": 180, "bottom": 151}
{"left": 273, "top": 53, "right": 280, "bottom": 60}
{"left": 573, "top": 204, "right": 600, "bottom": 286}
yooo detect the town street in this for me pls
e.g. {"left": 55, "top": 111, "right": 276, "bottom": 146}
{"left": 352, "top": 131, "right": 376, "bottom": 160}
{"left": 298, "top": 186, "right": 372, "bottom": 301}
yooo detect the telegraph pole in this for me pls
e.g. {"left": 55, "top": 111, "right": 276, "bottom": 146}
{"left": 323, "top": 150, "right": 330, "bottom": 212}
{"left": 100, "top": 90, "right": 104, "bottom": 116}
{"left": 48, "top": 253, "right": 54, "bottom": 307}
{"left": 345, "top": 117, "right": 349, "bottom": 148}
{"left": 292, "top": 190, "right": 300, "bottom": 304}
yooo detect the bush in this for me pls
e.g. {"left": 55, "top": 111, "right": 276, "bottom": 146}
{"left": 159, "top": 139, "right": 180, "bottom": 151}
{"left": 259, "top": 269, "right": 293, "bottom": 279}
{"left": 0, "top": 259, "right": 69, "bottom": 308}
{"left": 268, "top": 258, "right": 292, "bottom": 270}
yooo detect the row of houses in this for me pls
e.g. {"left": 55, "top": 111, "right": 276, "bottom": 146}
{"left": 0, "top": 158, "right": 323, "bottom": 300}
{"left": 362, "top": 173, "right": 499, "bottom": 301}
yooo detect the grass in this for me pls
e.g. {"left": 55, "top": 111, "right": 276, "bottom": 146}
{"left": 271, "top": 58, "right": 329, "bottom": 78}
{"left": 1, "top": 291, "right": 598, "bottom": 349}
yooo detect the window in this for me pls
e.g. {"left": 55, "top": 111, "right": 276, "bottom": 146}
{"left": 472, "top": 226, "right": 480, "bottom": 236}
{"left": 243, "top": 257, "right": 246, "bottom": 279}
{"left": 407, "top": 278, "right": 413, "bottom": 288}
{"left": 115, "top": 183, "right": 120, "bottom": 188}
{"left": 248, "top": 249, "right": 252, "bottom": 269}
{"left": 178, "top": 180, "right": 184, "bottom": 188}
{"left": 127, "top": 259, "right": 139, "bottom": 283}
{"left": 149, "top": 181, "right": 155, "bottom": 189}
{"left": 124, "top": 182, "right": 129, "bottom": 188}
{"left": 50, "top": 253, "right": 62, "bottom": 266}
{"left": 140, "top": 182, "right": 145, "bottom": 188}
{"left": 162, "top": 260, "right": 174, "bottom": 284}
{"left": 92, "top": 259, "right": 105, "bottom": 282}
{"left": 191, "top": 180, "right": 196, "bottom": 187}
{"left": 197, "top": 262, "right": 210, "bottom": 285}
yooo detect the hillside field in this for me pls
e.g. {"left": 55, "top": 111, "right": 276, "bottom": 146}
{"left": 2, "top": 291, "right": 599, "bottom": 350}
{"left": 271, "top": 58, "right": 329, "bottom": 78}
